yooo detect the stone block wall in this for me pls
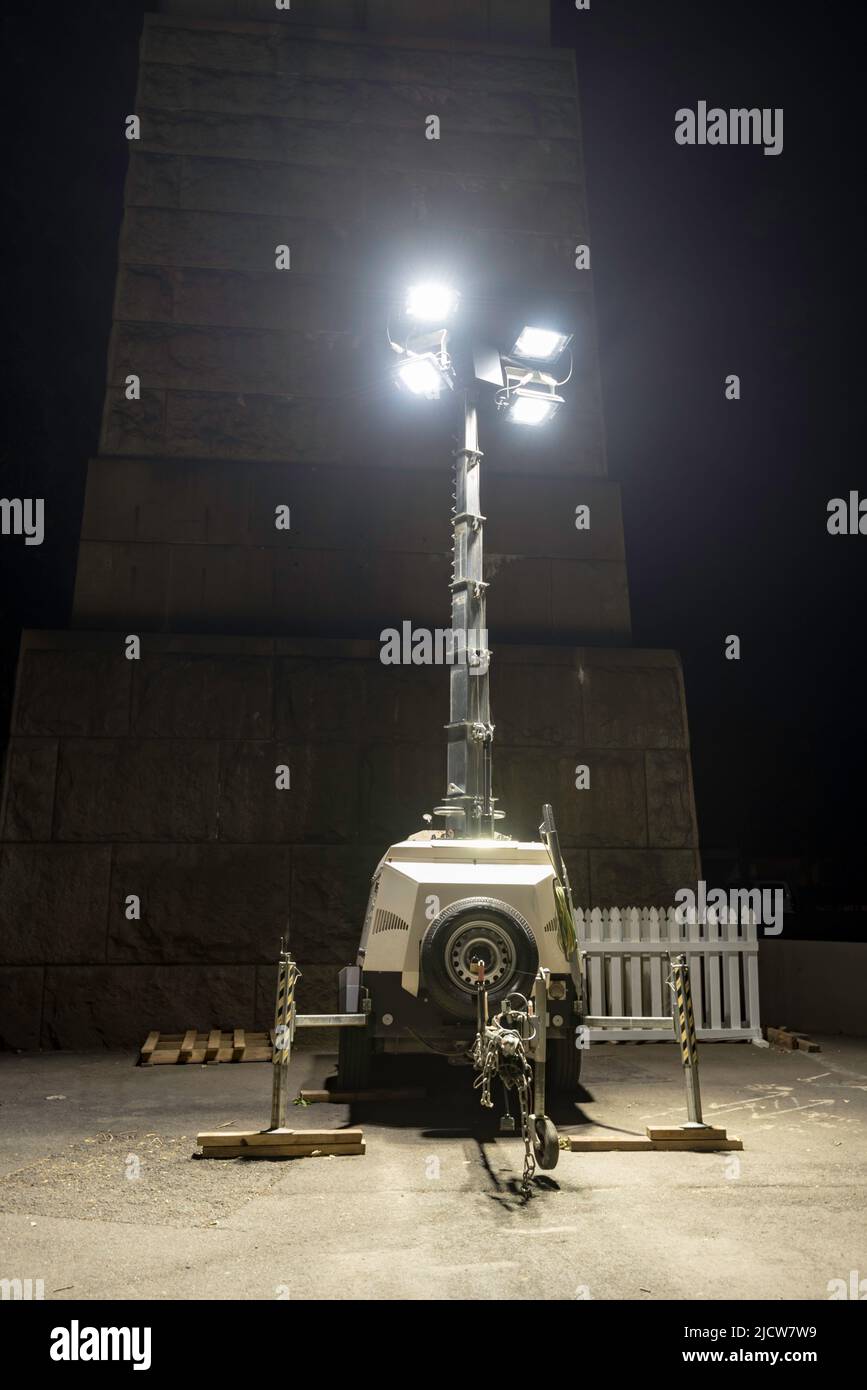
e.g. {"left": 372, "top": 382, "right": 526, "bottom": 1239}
{"left": 0, "top": 632, "right": 698, "bottom": 1047}
{"left": 75, "top": 458, "right": 630, "bottom": 639}
{"left": 0, "top": 9, "right": 704, "bottom": 1047}
{"left": 72, "top": 13, "right": 615, "bottom": 638}
{"left": 158, "top": 2, "right": 550, "bottom": 47}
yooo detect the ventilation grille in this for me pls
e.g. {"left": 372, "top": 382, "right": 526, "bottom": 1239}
{"left": 372, "top": 909, "right": 411, "bottom": 935}
{"left": 544, "top": 917, "right": 558, "bottom": 935}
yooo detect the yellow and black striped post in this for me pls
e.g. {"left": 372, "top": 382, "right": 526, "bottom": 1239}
{"left": 670, "top": 953, "right": 705, "bottom": 1127}
{"left": 270, "top": 940, "right": 300, "bottom": 1131}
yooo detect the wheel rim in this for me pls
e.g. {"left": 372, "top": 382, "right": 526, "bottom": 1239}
{"left": 444, "top": 917, "right": 515, "bottom": 994}
{"left": 533, "top": 1116, "right": 560, "bottom": 1171}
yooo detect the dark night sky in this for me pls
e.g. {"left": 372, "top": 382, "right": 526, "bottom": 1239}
{"left": 0, "top": 1, "right": 863, "bottom": 884}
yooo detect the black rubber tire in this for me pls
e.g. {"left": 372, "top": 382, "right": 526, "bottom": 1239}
{"left": 337, "top": 1020, "right": 372, "bottom": 1092}
{"left": 533, "top": 1115, "right": 560, "bottom": 1171}
{"left": 547, "top": 1035, "right": 584, "bottom": 1094}
{"left": 420, "top": 896, "right": 540, "bottom": 1020}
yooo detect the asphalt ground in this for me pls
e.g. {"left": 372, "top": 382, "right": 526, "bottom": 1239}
{"left": 1, "top": 1037, "right": 865, "bottom": 1300}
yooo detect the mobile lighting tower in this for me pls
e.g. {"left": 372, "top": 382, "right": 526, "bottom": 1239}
{"left": 338, "top": 283, "right": 586, "bottom": 1169}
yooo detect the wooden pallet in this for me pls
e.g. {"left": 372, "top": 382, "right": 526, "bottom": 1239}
{"left": 765, "top": 1025, "right": 820, "bottom": 1053}
{"left": 196, "top": 1128, "right": 365, "bottom": 1159}
{"left": 139, "top": 1029, "right": 274, "bottom": 1065}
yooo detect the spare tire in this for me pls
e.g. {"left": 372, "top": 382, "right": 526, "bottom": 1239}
{"left": 420, "top": 897, "right": 539, "bottom": 1020}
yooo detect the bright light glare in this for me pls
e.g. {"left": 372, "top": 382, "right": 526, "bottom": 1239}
{"left": 512, "top": 326, "right": 571, "bottom": 362}
{"left": 509, "top": 393, "right": 558, "bottom": 425}
{"left": 406, "top": 282, "right": 459, "bottom": 322}
{"left": 397, "top": 354, "right": 447, "bottom": 397}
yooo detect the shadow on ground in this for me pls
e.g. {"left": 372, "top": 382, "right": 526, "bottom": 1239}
{"left": 311, "top": 1049, "right": 597, "bottom": 1136}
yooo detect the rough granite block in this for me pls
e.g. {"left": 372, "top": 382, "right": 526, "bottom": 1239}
{"left": 119, "top": 206, "right": 352, "bottom": 274}
{"left": 0, "top": 739, "right": 58, "bottom": 841}
{"left": 290, "top": 845, "right": 378, "bottom": 964}
{"left": 126, "top": 151, "right": 182, "bottom": 208}
{"left": 179, "top": 154, "right": 365, "bottom": 221}
{"left": 54, "top": 740, "right": 220, "bottom": 842}
{"left": 0, "top": 967, "right": 44, "bottom": 1049}
{"left": 0, "top": 845, "right": 111, "bottom": 964}
{"left": 355, "top": 659, "right": 445, "bottom": 745}
{"left": 131, "top": 653, "right": 273, "bottom": 739}
{"left": 41, "top": 963, "right": 256, "bottom": 1049}
{"left": 645, "top": 750, "right": 699, "bottom": 849}
{"left": 217, "top": 741, "right": 357, "bottom": 842}
{"left": 551, "top": 559, "right": 632, "bottom": 640}
{"left": 359, "top": 742, "right": 443, "bottom": 843}
{"left": 73, "top": 542, "right": 171, "bottom": 629}
{"left": 107, "top": 843, "right": 292, "bottom": 962}
{"left": 143, "top": 21, "right": 284, "bottom": 76}
{"left": 166, "top": 546, "right": 277, "bottom": 630}
{"left": 12, "top": 646, "right": 133, "bottom": 738}
{"left": 274, "top": 658, "right": 367, "bottom": 742}
{"left": 100, "top": 387, "right": 167, "bottom": 456}
{"left": 493, "top": 663, "right": 583, "bottom": 748}
{"left": 364, "top": 167, "right": 582, "bottom": 238}
{"left": 582, "top": 656, "right": 688, "bottom": 749}
{"left": 557, "top": 749, "right": 648, "bottom": 849}
{"left": 588, "top": 848, "right": 701, "bottom": 908}
{"left": 490, "top": 747, "right": 567, "bottom": 844}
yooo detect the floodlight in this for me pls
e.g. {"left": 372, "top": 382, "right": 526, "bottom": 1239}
{"left": 506, "top": 388, "right": 563, "bottom": 425}
{"left": 396, "top": 352, "right": 453, "bottom": 399}
{"left": 511, "top": 326, "right": 572, "bottom": 363}
{"left": 406, "top": 283, "right": 460, "bottom": 323}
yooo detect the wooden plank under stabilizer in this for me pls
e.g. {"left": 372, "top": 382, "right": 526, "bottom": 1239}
{"left": 196, "top": 1128, "right": 365, "bottom": 1159}
{"left": 646, "top": 1126, "right": 729, "bottom": 1141}
{"left": 299, "top": 1087, "right": 425, "bottom": 1104}
{"left": 232, "top": 1028, "right": 246, "bottom": 1062}
{"left": 179, "top": 1029, "right": 197, "bottom": 1063}
{"left": 199, "top": 1143, "right": 366, "bottom": 1159}
{"left": 139, "top": 1030, "right": 160, "bottom": 1064}
{"left": 197, "top": 1129, "right": 363, "bottom": 1148}
{"left": 565, "top": 1131, "right": 742, "bottom": 1153}
{"left": 204, "top": 1028, "right": 222, "bottom": 1063}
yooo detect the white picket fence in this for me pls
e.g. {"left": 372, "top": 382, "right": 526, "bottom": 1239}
{"left": 575, "top": 907, "right": 762, "bottom": 1043}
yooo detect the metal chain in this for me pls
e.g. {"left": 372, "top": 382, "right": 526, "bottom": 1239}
{"left": 516, "top": 1071, "right": 536, "bottom": 1197}
{"left": 473, "top": 1019, "right": 536, "bottom": 1196}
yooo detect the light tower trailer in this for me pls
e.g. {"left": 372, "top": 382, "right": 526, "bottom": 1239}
{"left": 338, "top": 386, "right": 587, "bottom": 1169}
